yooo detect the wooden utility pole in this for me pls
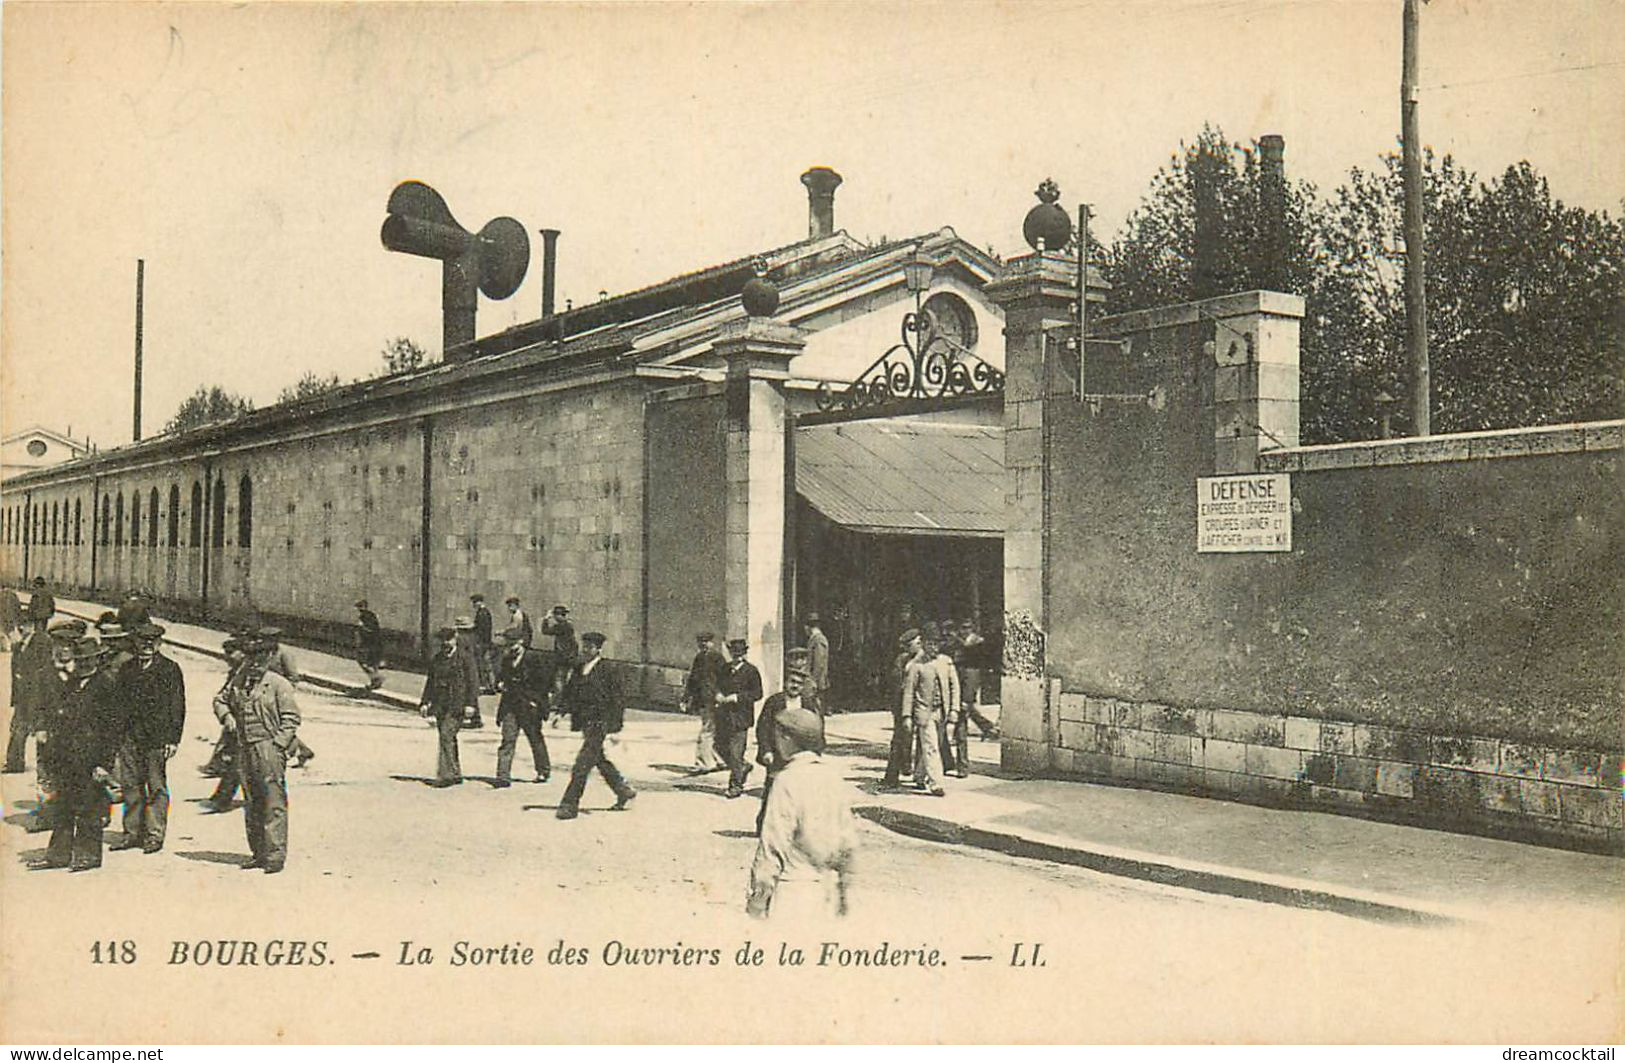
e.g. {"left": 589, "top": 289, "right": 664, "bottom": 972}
{"left": 1401, "top": 0, "right": 1431, "bottom": 436}
{"left": 133, "top": 259, "right": 145, "bottom": 441}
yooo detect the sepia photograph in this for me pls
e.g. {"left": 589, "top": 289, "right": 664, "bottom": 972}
{"left": 1, "top": 0, "right": 1621, "bottom": 1046}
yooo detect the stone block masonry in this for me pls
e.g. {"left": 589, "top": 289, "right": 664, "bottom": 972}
{"left": 1046, "top": 688, "right": 1623, "bottom": 852}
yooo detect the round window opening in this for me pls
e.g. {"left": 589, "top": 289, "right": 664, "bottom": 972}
{"left": 25, "top": 440, "right": 47, "bottom": 458}
{"left": 921, "top": 292, "right": 978, "bottom": 352}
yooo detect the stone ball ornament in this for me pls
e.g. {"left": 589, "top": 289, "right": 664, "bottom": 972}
{"left": 741, "top": 276, "right": 780, "bottom": 317}
{"left": 1023, "top": 177, "right": 1073, "bottom": 252}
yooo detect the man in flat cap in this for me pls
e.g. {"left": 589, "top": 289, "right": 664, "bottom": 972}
{"left": 214, "top": 635, "right": 301, "bottom": 872}
{"left": 493, "top": 632, "right": 553, "bottom": 786}
{"left": 900, "top": 629, "right": 947, "bottom": 796}
{"left": 747, "top": 704, "right": 857, "bottom": 920}
{"left": 505, "top": 596, "right": 535, "bottom": 650}
{"left": 754, "top": 647, "right": 825, "bottom": 835}
{"left": 256, "top": 628, "right": 316, "bottom": 768}
{"left": 714, "top": 638, "right": 763, "bottom": 798}
{"left": 354, "top": 600, "right": 385, "bottom": 690}
{"left": 555, "top": 631, "right": 636, "bottom": 819}
{"left": 540, "top": 604, "right": 575, "bottom": 698}
{"left": 420, "top": 626, "right": 477, "bottom": 786}
{"left": 38, "top": 638, "right": 125, "bottom": 870}
{"left": 111, "top": 624, "right": 185, "bottom": 853}
{"left": 683, "top": 631, "right": 727, "bottom": 774}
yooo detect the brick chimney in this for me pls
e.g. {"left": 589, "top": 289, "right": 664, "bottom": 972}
{"left": 800, "top": 167, "right": 843, "bottom": 240}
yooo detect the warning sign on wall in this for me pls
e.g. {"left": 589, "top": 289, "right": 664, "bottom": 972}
{"left": 1196, "top": 473, "right": 1292, "bottom": 552}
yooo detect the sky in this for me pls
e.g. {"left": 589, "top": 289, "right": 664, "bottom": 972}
{"left": 3, "top": 0, "right": 1622, "bottom": 451}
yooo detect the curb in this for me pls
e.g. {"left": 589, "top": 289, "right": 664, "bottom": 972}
{"left": 854, "top": 803, "right": 1469, "bottom": 927}
{"left": 57, "top": 605, "right": 423, "bottom": 713}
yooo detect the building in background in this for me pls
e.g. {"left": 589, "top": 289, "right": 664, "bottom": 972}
{"left": 1, "top": 426, "right": 90, "bottom": 481}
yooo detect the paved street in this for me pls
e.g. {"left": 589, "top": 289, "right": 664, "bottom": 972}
{"left": 2, "top": 645, "right": 1619, "bottom": 1043}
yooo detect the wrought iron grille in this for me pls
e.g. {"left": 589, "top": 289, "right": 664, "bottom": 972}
{"left": 814, "top": 310, "right": 1004, "bottom": 413}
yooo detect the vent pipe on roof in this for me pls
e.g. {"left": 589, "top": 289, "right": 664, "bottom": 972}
{"left": 801, "top": 167, "right": 843, "bottom": 240}
{"left": 539, "top": 228, "right": 560, "bottom": 318}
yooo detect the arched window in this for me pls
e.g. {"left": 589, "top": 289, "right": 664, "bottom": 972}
{"left": 130, "top": 492, "right": 141, "bottom": 547}
{"left": 189, "top": 482, "right": 203, "bottom": 547}
{"left": 168, "top": 485, "right": 180, "bottom": 547}
{"left": 50, "top": 501, "right": 59, "bottom": 545}
{"left": 211, "top": 476, "right": 225, "bottom": 549}
{"left": 101, "top": 496, "right": 112, "bottom": 546}
{"left": 237, "top": 474, "right": 253, "bottom": 549}
{"left": 115, "top": 493, "right": 125, "bottom": 546}
{"left": 75, "top": 499, "right": 82, "bottom": 546}
{"left": 148, "top": 487, "right": 159, "bottom": 546}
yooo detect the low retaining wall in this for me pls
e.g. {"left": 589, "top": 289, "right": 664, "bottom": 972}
{"left": 1003, "top": 677, "right": 1621, "bottom": 852}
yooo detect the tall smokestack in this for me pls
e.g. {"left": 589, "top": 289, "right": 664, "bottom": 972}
{"left": 539, "top": 228, "right": 560, "bottom": 317}
{"left": 1258, "top": 134, "right": 1287, "bottom": 292}
{"left": 133, "top": 258, "right": 144, "bottom": 441}
{"left": 800, "top": 167, "right": 843, "bottom": 240}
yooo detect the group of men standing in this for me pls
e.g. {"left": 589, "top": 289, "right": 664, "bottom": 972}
{"left": 5, "top": 585, "right": 189, "bottom": 870}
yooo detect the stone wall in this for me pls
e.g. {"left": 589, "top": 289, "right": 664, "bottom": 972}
{"left": 991, "top": 267, "right": 1623, "bottom": 851}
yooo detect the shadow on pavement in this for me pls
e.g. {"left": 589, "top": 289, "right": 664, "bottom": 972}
{"left": 712, "top": 829, "right": 756, "bottom": 840}
{"left": 175, "top": 850, "right": 251, "bottom": 867}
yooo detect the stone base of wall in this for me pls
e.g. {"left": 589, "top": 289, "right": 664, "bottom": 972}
{"left": 1048, "top": 691, "right": 1624, "bottom": 854}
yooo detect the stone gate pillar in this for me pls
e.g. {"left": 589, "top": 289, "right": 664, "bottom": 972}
{"left": 714, "top": 316, "right": 806, "bottom": 696}
{"left": 984, "top": 250, "right": 1078, "bottom": 771}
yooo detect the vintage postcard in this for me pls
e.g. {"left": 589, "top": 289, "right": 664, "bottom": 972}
{"left": 1, "top": 1, "right": 1621, "bottom": 1046}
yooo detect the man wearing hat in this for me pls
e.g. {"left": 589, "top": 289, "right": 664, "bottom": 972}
{"left": 879, "top": 629, "right": 922, "bottom": 790}
{"left": 26, "top": 576, "right": 55, "bottom": 625}
{"left": 5, "top": 611, "right": 56, "bottom": 773}
{"left": 900, "top": 630, "right": 947, "bottom": 796}
{"left": 419, "top": 626, "right": 478, "bottom": 786}
{"left": 202, "top": 632, "right": 254, "bottom": 811}
{"left": 38, "top": 637, "right": 126, "bottom": 870}
{"left": 747, "top": 703, "right": 857, "bottom": 920}
{"left": 540, "top": 604, "right": 575, "bottom": 696}
{"left": 452, "top": 616, "right": 485, "bottom": 729}
{"left": 804, "top": 613, "right": 830, "bottom": 706}
{"left": 493, "top": 633, "right": 553, "bottom": 786}
{"left": 504, "top": 596, "right": 534, "bottom": 649}
{"left": 111, "top": 624, "right": 186, "bottom": 853}
{"left": 683, "top": 631, "right": 727, "bottom": 773}
{"left": 470, "top": 593, "right": 496, "bottom": 694}
{"left": 354, "top": 600, "right": 385, "bottom": 690}
{"left": 714, "top": 638, "right": 763, "bottom": 798}
{"left": 753, "top": 648, "right": 825, "bottom": 835}
{"left": 256, "top": 628, "right": 317, "bottom": 768}
{"left": 214, "top": 635, "right": 302, "bottom": 872}
{"left": 555, "top": 631, "right": 636, "bottom": 819}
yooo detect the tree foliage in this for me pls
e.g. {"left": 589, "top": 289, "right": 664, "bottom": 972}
{"left": 1102, "top": 127, "right": 1625, "bottom": 442}
{"left": 381, "top": 336, "right": 427, "bottom": 376}
{"left": 165, "top": 385, "right": 254, "bottom": 434}
{"left": 276, "top": 371, "right": 345, "bottom": 405}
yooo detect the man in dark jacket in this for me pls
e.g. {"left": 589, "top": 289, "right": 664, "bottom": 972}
{"left": 555, "top": 632, "right": 635, "bottom": 819}
{"left": 111, "top": 624, "right": 185, "bottom": 853}
{"left": 452, "top": 616, "right": 485, "bottom": 729}
{"left": 39, "top": 639, "right": 125, "bottom": 871}
{"left": 493, "top": 635, "right": 553, "bottom": 786}
{"left": 754, "top": 648, "right": 824, "bottom": 835}
{"left": 5, "top": 618, "right": 54, "bottom": 772}
{"left": 419, "top": 626, "right": 477, "bottom": 786}
{"left": 684, "top": 631, "right": 727, "bottom": 773}
{"left": 540, "top": 604, "right": 575, "bottom": 696}
{"left": 26, "top": 576, "right": 55, "bottom": 625}
{"left": 354, "top": 600, "right": 384, "bottom": 689}
{"left": 714, "top": 637, "right": 763, "bottom": 798}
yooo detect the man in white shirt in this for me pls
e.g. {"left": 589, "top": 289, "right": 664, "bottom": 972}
{"left": 747, "top": 705, "right": 857, "bottom": 920}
